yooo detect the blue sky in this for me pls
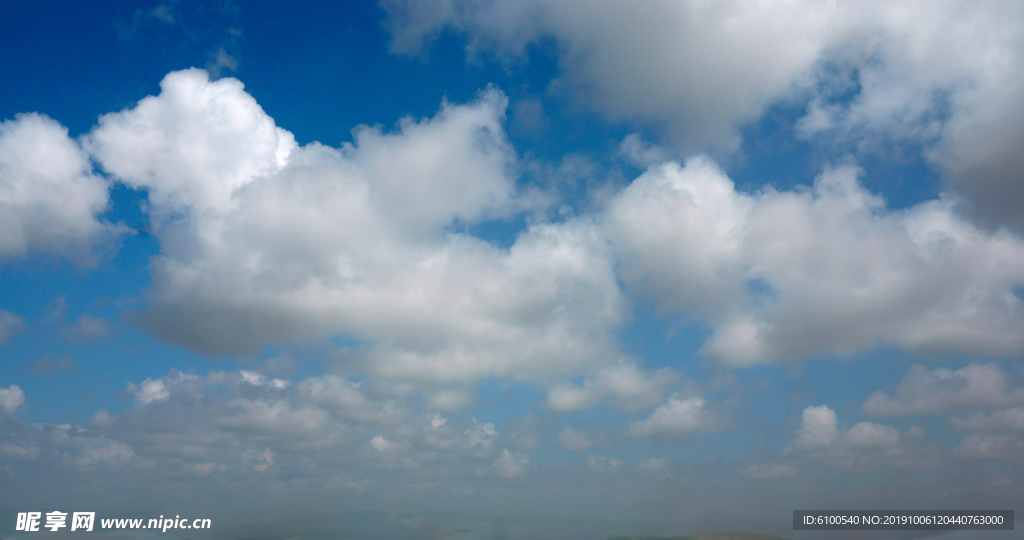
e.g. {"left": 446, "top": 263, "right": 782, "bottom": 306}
{"left": 1, "top": 1, "right": 1023, "bottom": 539}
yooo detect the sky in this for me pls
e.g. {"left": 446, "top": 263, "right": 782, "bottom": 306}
{"left": 1, "top": 1, "right": 1023, "bottom": 539}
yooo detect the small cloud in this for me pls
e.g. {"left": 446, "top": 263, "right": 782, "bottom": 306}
{"left": 45, "top": 296, "right": 67, "bottom": 321}
{"left": 586, "top": 455, "right": 623, "bottom": 471}
{"left": 206, "top": 47, "right": 239, "bottom": 78}
{"left": 0, "top": 385, "right": 25, "bottom": 414}
{"left": 28, "top": 355, "right": 77, "bottom": 378}
{"left": 619, "top": 133, "right": 670, "bottom": 167}
{"left": 90, "top": 409, "right": 114, "bottom": 428}
{"left": 254, "top": 448, "right": 274, "bottom": 472}
{"left": 370, "top": 435, "right": 394, "bottom": 452}
{"left": 126, "top": 378, "right": 169, "bottom": 405}
{"left": 150, "top": 4, "right": 174, "bottom": 24}
{"left": 0, "top": 310, "right": 25, "bottom": 344}
{"left": 492, "top": 448, "right": 528, "bottom": 479}
{"left": 63, "top": 313, "right": 110, "bottom": 343}
{"left": 629, "top": 394, "right": 715, "bottom": 437}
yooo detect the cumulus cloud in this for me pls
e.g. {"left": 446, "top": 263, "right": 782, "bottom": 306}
{"left": 386, "top": 0, "right": 1024, "bottom": 227}
{"left": 606, "top": 157, "right": 1024, "bottom": 366}
{"left": 862, "top": 363, "right": 1024, "bottom": 416}
{"left": 788, "top": 405, "right": 936, "bottom": 468}
{"left": 628, "top": 394, "right": 714, "bottom": 438}
{"left": 491, "top": 448, "right": 528, "bottom": 478}
{"left": 0, "top": 385, "right": 25, "bottom": 415}
{"left": 84, "top": 69, "right": 625, "bottom": 385}
{"left": 385, "top": 0, "right": 835, "bottom": 152}
{"left": 0, "top": 113, "right": 126, "bottom": 264}
{"left": 0, "top": 310, "right": 24, "bottom": 345}
{"left": 546, "top": 361, "right": 677, "bottom": 412}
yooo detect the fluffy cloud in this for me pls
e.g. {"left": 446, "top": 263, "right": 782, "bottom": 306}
{"left": 628, "top": 394, "right": 714, "bottom": 438}
{"left": 0, "top": 385, "right": 25, "bottom": 415}
{"left": 862, "top": 363, "right": 1024, "bottom": 416}
{"left": 84, "top": 69, "right": 625, "bottom": 384}
{"left": 0, "top": 113, "right": 126, "bottom": 264}
{"left": 492, "top": 448, "right": 529, "bottom": 478}
{"left": 788, "top": 405, "right": 936, "bottom": 468}
{"left": 606, "top": 157, "right": 1024, "bottom": 366}
{"left": 385, "top": 0, "right": 834, "bottom": 152}
{"left": 546, "top": 361, "right": 677, "bottom": 412}
{"left": 387, "top": 0, "right": 1024, "bottom": 226}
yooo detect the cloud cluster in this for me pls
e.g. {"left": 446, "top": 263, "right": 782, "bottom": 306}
{"left": 83, "top": 69, "right": 625, "bottom": 384}
{"left": 606, "top": 157, "right": 1024, "bottom": 366}
{"left": 788, "top": 405, "right": 937, "bottom": 468}
{"left": 386, "top": 0, "right": 1024, "bottom": 227}
{"left": 862, "top": 363, "right": 1024, "bottom": 416}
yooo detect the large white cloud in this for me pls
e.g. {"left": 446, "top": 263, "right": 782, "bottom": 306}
{"left": 385, "top": 0, "right": 835, "bottom": 152}
{"left": 386, "top": 0, "right": 1024, "bottom": 227}
{"left": 85, "top": 69, "right": 625, "bottom": 383}
{"left": 0, "top": 113, "right": 126, "bottom": 264}
{"left": 605, "top": 157, "right": 1024, "bottom": 366}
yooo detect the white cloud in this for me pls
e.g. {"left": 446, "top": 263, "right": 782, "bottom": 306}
{"left": 606, "top": 157, "right": 1024, "bottom": 366}
{"left": 385, "top": 0, "right": 835, "bottom": 152}
{"left": 127, "top": 378, "right": 169, "bottom": 405}
{"left": 464, "top": 418, "right": 498, "bottom": 454}
{"left": 546, "top": 361, "right": 677, "bottom": 412}
{"left": 387, "top": 0, "right": 1024, "bottom": 227}
{"left": 0, "top": 113, "right": 126, "bottom": 264}
{"left": 586, "top": 454, "right": 623, "bottom": 472}
{"left": 628, "top": 394, "right": 713, "bottom": 438}
{"left": 492, "top": 448, "right": 528, "bottom": 479}
{"left": 85, "top": 69, "right": 625, "bottom": 385}
{"left": 0, "top": 385, "right": 25, "bottom": 415}
{"left": 789, "top": 405, "right": 935, "bottom": 468}
{"left": 0, "top": 310, "right": 24, "bottom": 345}
{"left": 558, "top": 426, "right": 591, "bottom": 452}
{"left": 862, "top": 363, "right": 1024, "bottom": 416}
